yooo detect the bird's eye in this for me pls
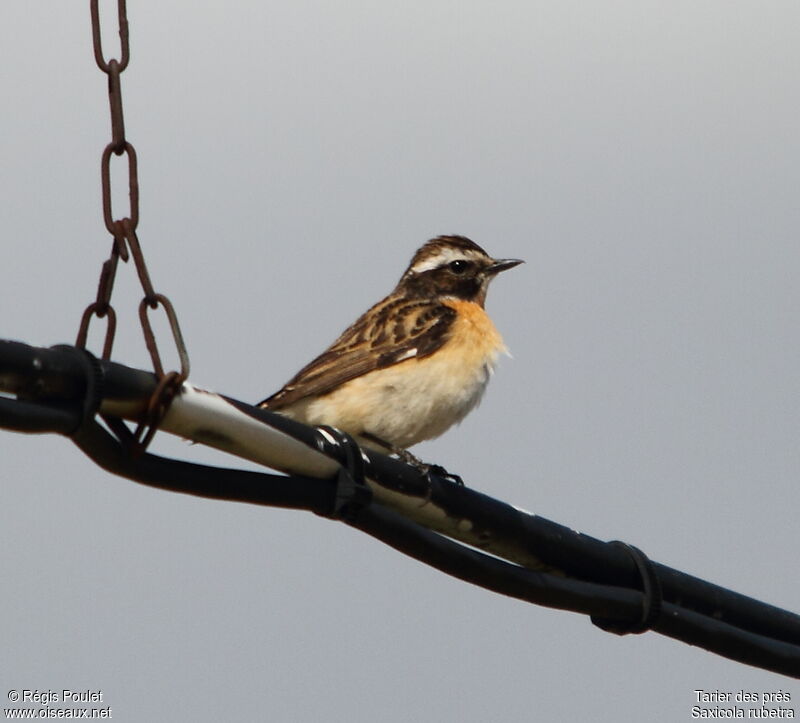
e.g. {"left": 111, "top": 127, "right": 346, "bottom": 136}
{"left": 448, "top": 259, "right": 469, "bottom": 274}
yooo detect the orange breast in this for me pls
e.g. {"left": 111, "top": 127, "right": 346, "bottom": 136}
{"left": 442, "top": 299, "right": 507, "bottom": 362}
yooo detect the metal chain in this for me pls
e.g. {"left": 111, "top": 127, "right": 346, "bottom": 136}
{"left": 77, "top": 0, "right": 190, "bottom": 453}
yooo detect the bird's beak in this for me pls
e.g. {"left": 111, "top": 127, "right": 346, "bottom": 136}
{"left": 487, "top": 258, "right": 524, "bottom": 275}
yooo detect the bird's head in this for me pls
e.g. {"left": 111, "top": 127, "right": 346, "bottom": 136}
{"left": 398, "top": 235, "right": 523, "bottom": 306}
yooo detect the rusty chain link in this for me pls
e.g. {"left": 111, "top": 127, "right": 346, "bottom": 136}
{"left": 77, "top": 0, "right": 190, "bottom": 454}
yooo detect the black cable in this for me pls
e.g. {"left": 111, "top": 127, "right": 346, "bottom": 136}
{"left": 0, "top": 396, "right": 80, "bottom": 435}
{"left": 369, "top": 456, "right": 800, "bottom": 648}
{"left": 2, "top": 339, "right": 800, "bottom": 678}
{"left": 59, "top": 417, "right": 800, "bottom": 678}
{"left": 69, "top": 418, "right": 335, "bottom": 515}
{"left": 351, "top": 505, "right": 800, "bottom": 678}
{"left": 5, "top": 340, "right": 800, "bottom": 639}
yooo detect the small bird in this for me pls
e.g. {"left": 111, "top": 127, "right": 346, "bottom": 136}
{"left": 259, "top": 235, "right": 522, "bottom": 462}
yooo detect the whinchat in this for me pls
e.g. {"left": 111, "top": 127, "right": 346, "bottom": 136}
{"left": 259, "top": 235, "right": 522, "bottom": 459}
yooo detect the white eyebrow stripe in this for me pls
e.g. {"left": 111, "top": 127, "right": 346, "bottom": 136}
{"left": 410, "top": 247, "right": 481, "bottom": 274}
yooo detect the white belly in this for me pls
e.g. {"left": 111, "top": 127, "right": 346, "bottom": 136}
{"left": 302, "top": 351, "right": 496, "bottom": 448}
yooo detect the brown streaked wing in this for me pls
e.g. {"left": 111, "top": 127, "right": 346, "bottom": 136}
{"left": 259, "top": 297, "right": 456, "bottom": 409}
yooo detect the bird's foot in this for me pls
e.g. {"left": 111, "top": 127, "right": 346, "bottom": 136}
{"left": 424, "top": 463, "right": 464, "bottom": 486}
{"left": 361, "top": 433, "right": 465, "bottom": 488}
{"left": 394, "top": 449, "right": 464, "bottom": 487}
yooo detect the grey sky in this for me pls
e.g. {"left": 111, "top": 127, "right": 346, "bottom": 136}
{"left": 2, "top": 2, "right": 798, "bottom": 721}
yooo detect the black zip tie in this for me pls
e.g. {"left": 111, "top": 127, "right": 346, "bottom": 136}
{"left": 317, "top": 426, "right": 372, "bottom": 521}
{"left": 46, "top": 348, "right": 142, "bottom": 456}
{"left": 50, "top": 345, "right": 104, "bottom": 434}
{"left": 591, "top": 541, "right": 663, "bottom": 635}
